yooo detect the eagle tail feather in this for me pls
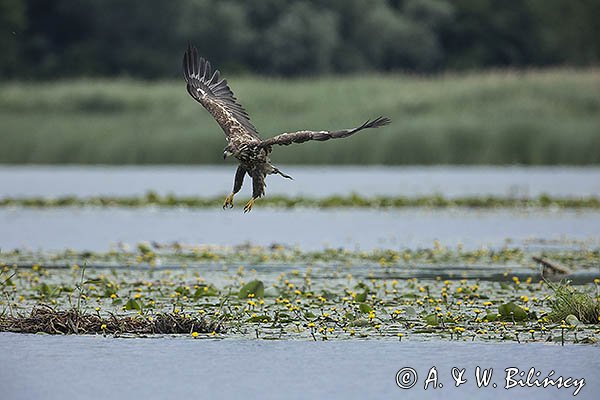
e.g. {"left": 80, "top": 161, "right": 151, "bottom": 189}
{"left": 271, "top": 166, "right": 294, "bottom": 180}
{"left": 356, "top": 116, "right": 392, "bottom": 131}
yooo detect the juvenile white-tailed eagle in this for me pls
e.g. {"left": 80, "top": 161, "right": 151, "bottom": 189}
{"left": 183, "top": 44, "right": 391, "bottom": 212}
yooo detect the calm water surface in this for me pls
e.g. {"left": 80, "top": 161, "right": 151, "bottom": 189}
{"left": 2, "top": 165, "right": 598, "bottom": 251}
{"left": 1, "top": 333, "right": 598, "bottom": 400}
{"left": 2, "top": 167, "right": 599, "bottom": 399}
{"left": 2, "top": 165, "right": 600, "bottom": 198}
{"left": 1, "top": 208, "right": 598, "bottom": 251}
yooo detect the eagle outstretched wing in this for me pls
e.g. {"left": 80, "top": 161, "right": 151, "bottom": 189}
{"left": 258, "top": 116, "right": 391, "bottom": 148}
{"left": 182, "top": 44, "right": 260, "bottom": 141}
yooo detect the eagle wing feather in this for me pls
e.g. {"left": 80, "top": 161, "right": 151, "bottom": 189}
{"left": 259, "top": 116, "right": 391, "bottom": 147}
{"left": 183, "top": 44, "right": 260, "bottom": 141}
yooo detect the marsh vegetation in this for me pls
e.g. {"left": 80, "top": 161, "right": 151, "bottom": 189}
{"left": 1, "top": 245, "right": 599, "bottom": 343}
{"left": 2, "top": 192, "right": 599, "bottom": 209}
{"left": 1, "top": 70, "right": 599, "bottom": 165}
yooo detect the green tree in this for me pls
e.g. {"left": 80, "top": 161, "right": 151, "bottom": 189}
{"left": 0, "top": 0, "right": 26, "bottom": 77}
{"left": 529, "top": 0, "right": 600, "bottom": 65}
{"left": 1, "top": 0, "right": 599, "bottom": 79}
{"left": 177, "top": 0, "right": 255, "bottom": 73}
{"left": 259, "top": 2, "right": 339, "bottom": 75}
{"left": 353, "top": 1, "right": 443, "bottom": 71}
{"left": 442, "top": 0, "right": 542, "bottom": 68}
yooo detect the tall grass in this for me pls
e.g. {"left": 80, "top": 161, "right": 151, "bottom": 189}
{"left": 1, "top": 69, "right": 599, "bottom": 164}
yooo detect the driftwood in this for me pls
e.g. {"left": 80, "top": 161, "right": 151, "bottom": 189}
{"left": 0, "top": 304, "right": 223, "bottom": 335}
{"left": 533, "top": 256, "right": 571, "bottom": 276}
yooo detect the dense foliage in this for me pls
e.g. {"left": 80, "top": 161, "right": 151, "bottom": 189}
{"left": 2, "top": 70, "right": 599, "bottom": 165}
{"left": 2, "top": 0, "right": 599, "bottom": 78}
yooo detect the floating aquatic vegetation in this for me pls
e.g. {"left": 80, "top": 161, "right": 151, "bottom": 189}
{"left": 239, "top": 280, "right": 264, "bottom": 299}
{"left": 1, "top": 192, "right": 599, "bottom": 209}
{"left": 1, "top": 258, "right": 598, "bottom": 343}
{"left": 497, "top": 302, "right": 532, "bottom": 322}
{"left": 2, "top": 243, "right": 599, "bottom": 273}
{"left": 548, "top": 283, "right": 600, "bottom": 324}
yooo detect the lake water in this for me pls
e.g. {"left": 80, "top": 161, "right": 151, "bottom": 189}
{"left": 1, "top": 166, "right": 599, "bottom": 251}
{"left": 1, "top": 207, "right": 599, "bottom": 251}
{"left": 1, "top": 333, "right": 598, "bottom": 400}
{"left": 1, "top": 166, "right": 599, "bottom": 399}
{"left": 2, "top": 165, "right": 600, "bottom": 198}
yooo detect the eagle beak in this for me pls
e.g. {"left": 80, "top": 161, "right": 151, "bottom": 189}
{"left": 223, "top": 149, "right": 233, "bottom": 159}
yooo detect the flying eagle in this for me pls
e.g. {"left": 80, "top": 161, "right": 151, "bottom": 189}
{"left": 182, "top": 44, "right": 391, "bottom": 212}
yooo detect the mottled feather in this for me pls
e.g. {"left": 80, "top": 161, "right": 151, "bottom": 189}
{"left": 182, "top": 44, "right": 260, "bottom": 141}
{"left": 259, "top": 116, "right": 391, "bottom": 147}
{"left": 183, "top": 45, "right": 392, "bottom": 210}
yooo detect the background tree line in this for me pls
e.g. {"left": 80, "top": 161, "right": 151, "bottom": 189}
{"left": 1, "top": 0, "right": 599, "bottom": 79}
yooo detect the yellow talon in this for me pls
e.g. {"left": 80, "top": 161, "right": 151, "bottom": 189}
{"left": 244, "top": 198, "right": 256, "bottom": 213}
{"left": 223, "top": 193, "right": 234, "bottom": 209}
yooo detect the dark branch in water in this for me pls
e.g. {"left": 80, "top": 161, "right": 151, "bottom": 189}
{"left": 0, "top": 305, "right": 223, "bottom": 335}
{"left": 533, "top": 256, "right": 571, "bottom": 276}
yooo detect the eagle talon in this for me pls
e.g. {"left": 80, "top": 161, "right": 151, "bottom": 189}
{"left": 223, "top": 194, "right": 235, "bottom": 209}
{"left": 243, "top": 198, "right": 256, "bottom": 213}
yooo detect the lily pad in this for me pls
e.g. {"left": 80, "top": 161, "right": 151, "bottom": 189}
{"left": 123, "top": 298, "right": 142, "bottom": 311}
{"left": 424, "top": 314, "right": 440, "bottom": 326}
{"left": 238, "top": 280, "right": 264, "bottom": 299}
{"left": 246, "top": 315, "right": 271, "bottom": 323}
{"left": 359, "top": 303, "right": 372, "bottom": 314}
{"left": 193, "top": 285, "right": 218, "bottom": 299}
{"left": 565, "top": 314, "right": 582, "bottom": 326}
{"left": 355, "top": 291, "right": 368, "bottom": 302}
{"left": 498, "top": 302, "right": 528, "bottom": 321}
{"left": 485, "top": 312, "right": 500, "bottom": 322}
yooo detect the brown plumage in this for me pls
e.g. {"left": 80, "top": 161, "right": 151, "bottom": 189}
{"left": 182, "top": 44, "right": 391, "bottom": 212}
